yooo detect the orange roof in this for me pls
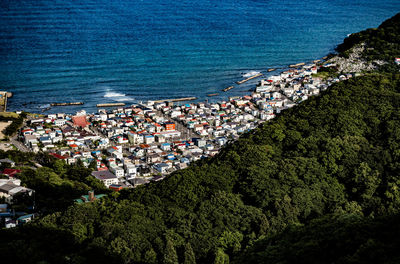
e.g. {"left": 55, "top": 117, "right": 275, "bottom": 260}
{"left": 70, "top": 144, "right": 79, "bottom": 148}
{"left": 72, "top": 115, "right": 89, "bottom": 128}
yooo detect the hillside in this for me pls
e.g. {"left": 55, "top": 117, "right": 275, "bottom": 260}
{"left": 330, "top": 12, "right": 400, "bottom": 72}
{"left": 1, "top": 13, "right": 400, "bottom": 264}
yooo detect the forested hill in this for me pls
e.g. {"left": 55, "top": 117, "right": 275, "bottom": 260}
{"left": 336, "top": 12, "right": 400, "bottom": 63}
{"left": 2, "top": 14, "right": 400, "bottom": 264}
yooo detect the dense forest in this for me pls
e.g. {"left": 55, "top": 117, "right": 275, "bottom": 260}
{"left": 1, "top": 13, "right": 400, "bottom": 264}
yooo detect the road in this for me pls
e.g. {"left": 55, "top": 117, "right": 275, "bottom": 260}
{"left": 11, "top": 137, "right": 30, "bottom": 152}
{"left": 10, "top": 115, "right": 31, "bottom": 152}
{"left": 154, "top": 109, "right": 198, "bottom": 140}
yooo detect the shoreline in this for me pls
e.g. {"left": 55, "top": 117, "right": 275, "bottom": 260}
{"left": 6, "top": 55, "right": 331, "bottom": 115}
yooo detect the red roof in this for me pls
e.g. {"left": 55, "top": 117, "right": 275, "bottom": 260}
{"left": 49, "top": 153, "right": 67, "bottom": 160}
{"left": 72, "top": 115, "right": 89, "bottom": 128}
{"left": 2, "top": 168, "right": 21, "bottom": 176}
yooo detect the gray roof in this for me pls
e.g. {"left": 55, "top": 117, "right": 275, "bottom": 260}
{"left": 91, "top": 170, "right": 117, "bottom": 180}
{"left": 0, "top": 159, "right": 14, "bottom": 164}
{"left": 0, "top": 183, "right": 19, "bottom": 193}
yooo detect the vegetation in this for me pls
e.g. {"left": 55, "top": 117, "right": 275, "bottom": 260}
{"left": 234, "top": 213, "right": 400, "bottom": 264}
{"left": 0, "top": 112, "right": 26, "bottom": 136}
{"left": 1, "top": 72, "right": 399, "bottom": 263}
{"left": 1, "top": 12, "right": 400, "bottom": 264}
{"left": 311, "top": 65, "right": 338, "bottom": 79}
{"left": 0, "top": 112, "right": 20, "bottom": 119}
{"left": 336, "top": 13, "right": 400, "bottom": 65}
{"left": 0, "top": 150, "right": 109, "bottom": 212}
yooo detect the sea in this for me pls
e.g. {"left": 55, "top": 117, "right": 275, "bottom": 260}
{"left": 0, "top": 0, "right": 399, "bottom": 113}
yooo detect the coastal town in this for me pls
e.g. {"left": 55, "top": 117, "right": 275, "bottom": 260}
{"left": 4, "top": 61, "right": 355, "bottom": 186}
{"left": 0, "top": 60, "right": 359, "bottom": 227}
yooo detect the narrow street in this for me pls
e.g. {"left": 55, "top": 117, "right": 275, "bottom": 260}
{"left": 154, "top": 109, "right": 198, "bottom": 141}
{"left": 11, "top": 137, "right": 29, "bottom": 152}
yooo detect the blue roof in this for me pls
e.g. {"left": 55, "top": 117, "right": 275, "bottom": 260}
{"left": 17, "top": 214, "right": 34, "bottom": 220}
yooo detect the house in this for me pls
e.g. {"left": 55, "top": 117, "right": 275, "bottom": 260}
{"left": 72, "top": 115, "right": 89, "bottom": 128}
{"left": 92, "top": 171, "right": 119, "bottom": 187}
{"left": 5, "top": 218, "right": 17, "bottom": 228}
{"left": 112, "top": 151, "right": 123, "bottom": 160}
{"left": 24, "top": 135, "right": 38, "bottom": 146}
{"left": 144, "top": 135, "right": 155, "bottom": 144}
{"left": 109, "top": 184, "right": 124, "bottom": 191}
{"left": 74, "top": 190, "right": 106, "bottom": 203}
{"left": 110, "top": 165, "right": 124, "bottom": 178}
{"left": 50, "top": 153, "right": 67, "bottom": 160}
{"left": 0, "top": 203, "right": 7, "bottom": 212}
{"left": 0, "top": 159, "right": 15, "bottom": 168}
{"left": 0, "top": 180, "right": 33, "bottom": 203}
{"left": 17, "top": 214, "right": 34, "bottom": 225}
{"left": 54, "top": 119, "right": 67, "bottom": 126}
{"left": 124, "top": 163, "right": 137, "bottom": 176}
{"left": 160, "top": 143, "right": 171, "bottom": 151}
{"left": 193, "top": 138, "right": 206, "bottom": 147}
{"left": 165, "top": 122, "right": 176, "bottom": 131}
{"left": 2, "top": 168, "right": 21, "bottom": 177}
{"left": 154, "top": 163, "right": 169, "bottom": 174}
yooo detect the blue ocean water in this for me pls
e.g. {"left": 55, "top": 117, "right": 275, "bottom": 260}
{"left": 0, "top": 0, "right": 399, "bottom": 113}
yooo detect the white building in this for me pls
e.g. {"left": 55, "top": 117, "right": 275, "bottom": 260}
{"left": 92, "top": 171, "right": 119, "bottom": 187}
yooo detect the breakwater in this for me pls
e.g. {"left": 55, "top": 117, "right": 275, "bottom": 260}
{"left": 50, "top": 102, "right": 84, "bottom": 106}
{"left": 150, "top": 97, "right": 197, "bottom": 104}
{"left": 289, "top": 62, "right": 306, "bottom": 68}
{"left": 222, "top": 86, "right": 234, "bottom": 92}
{"left": 236, "top": 73, "right": 263, "bottom": 85}
{"left": 97, "top": 103, "right": 126, "bottom": 107}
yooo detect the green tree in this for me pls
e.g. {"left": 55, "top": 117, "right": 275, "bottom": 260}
{"left": 144, "top": 248, "right": 157, "bottom": 264}
{"left": 183, "top": 242, "right": 196, "bottom": 264}
{"left": 214, "top": 248, "right": 229, "bottom": 264}
{"left": 163, "top": 239, "right": 178, "bottom": 264}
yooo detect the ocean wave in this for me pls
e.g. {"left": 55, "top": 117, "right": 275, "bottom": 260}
{"left": 39, "top": 104, "right": 51, "bottom": 109}
{"left": 104, "top": 92, "right": 126, "bottom": 98}
{"left": 104, "top": 91, "right": 135, "bottom": 102}
{"left": 242, "top": 71, "right": 261, "bottom": 78}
